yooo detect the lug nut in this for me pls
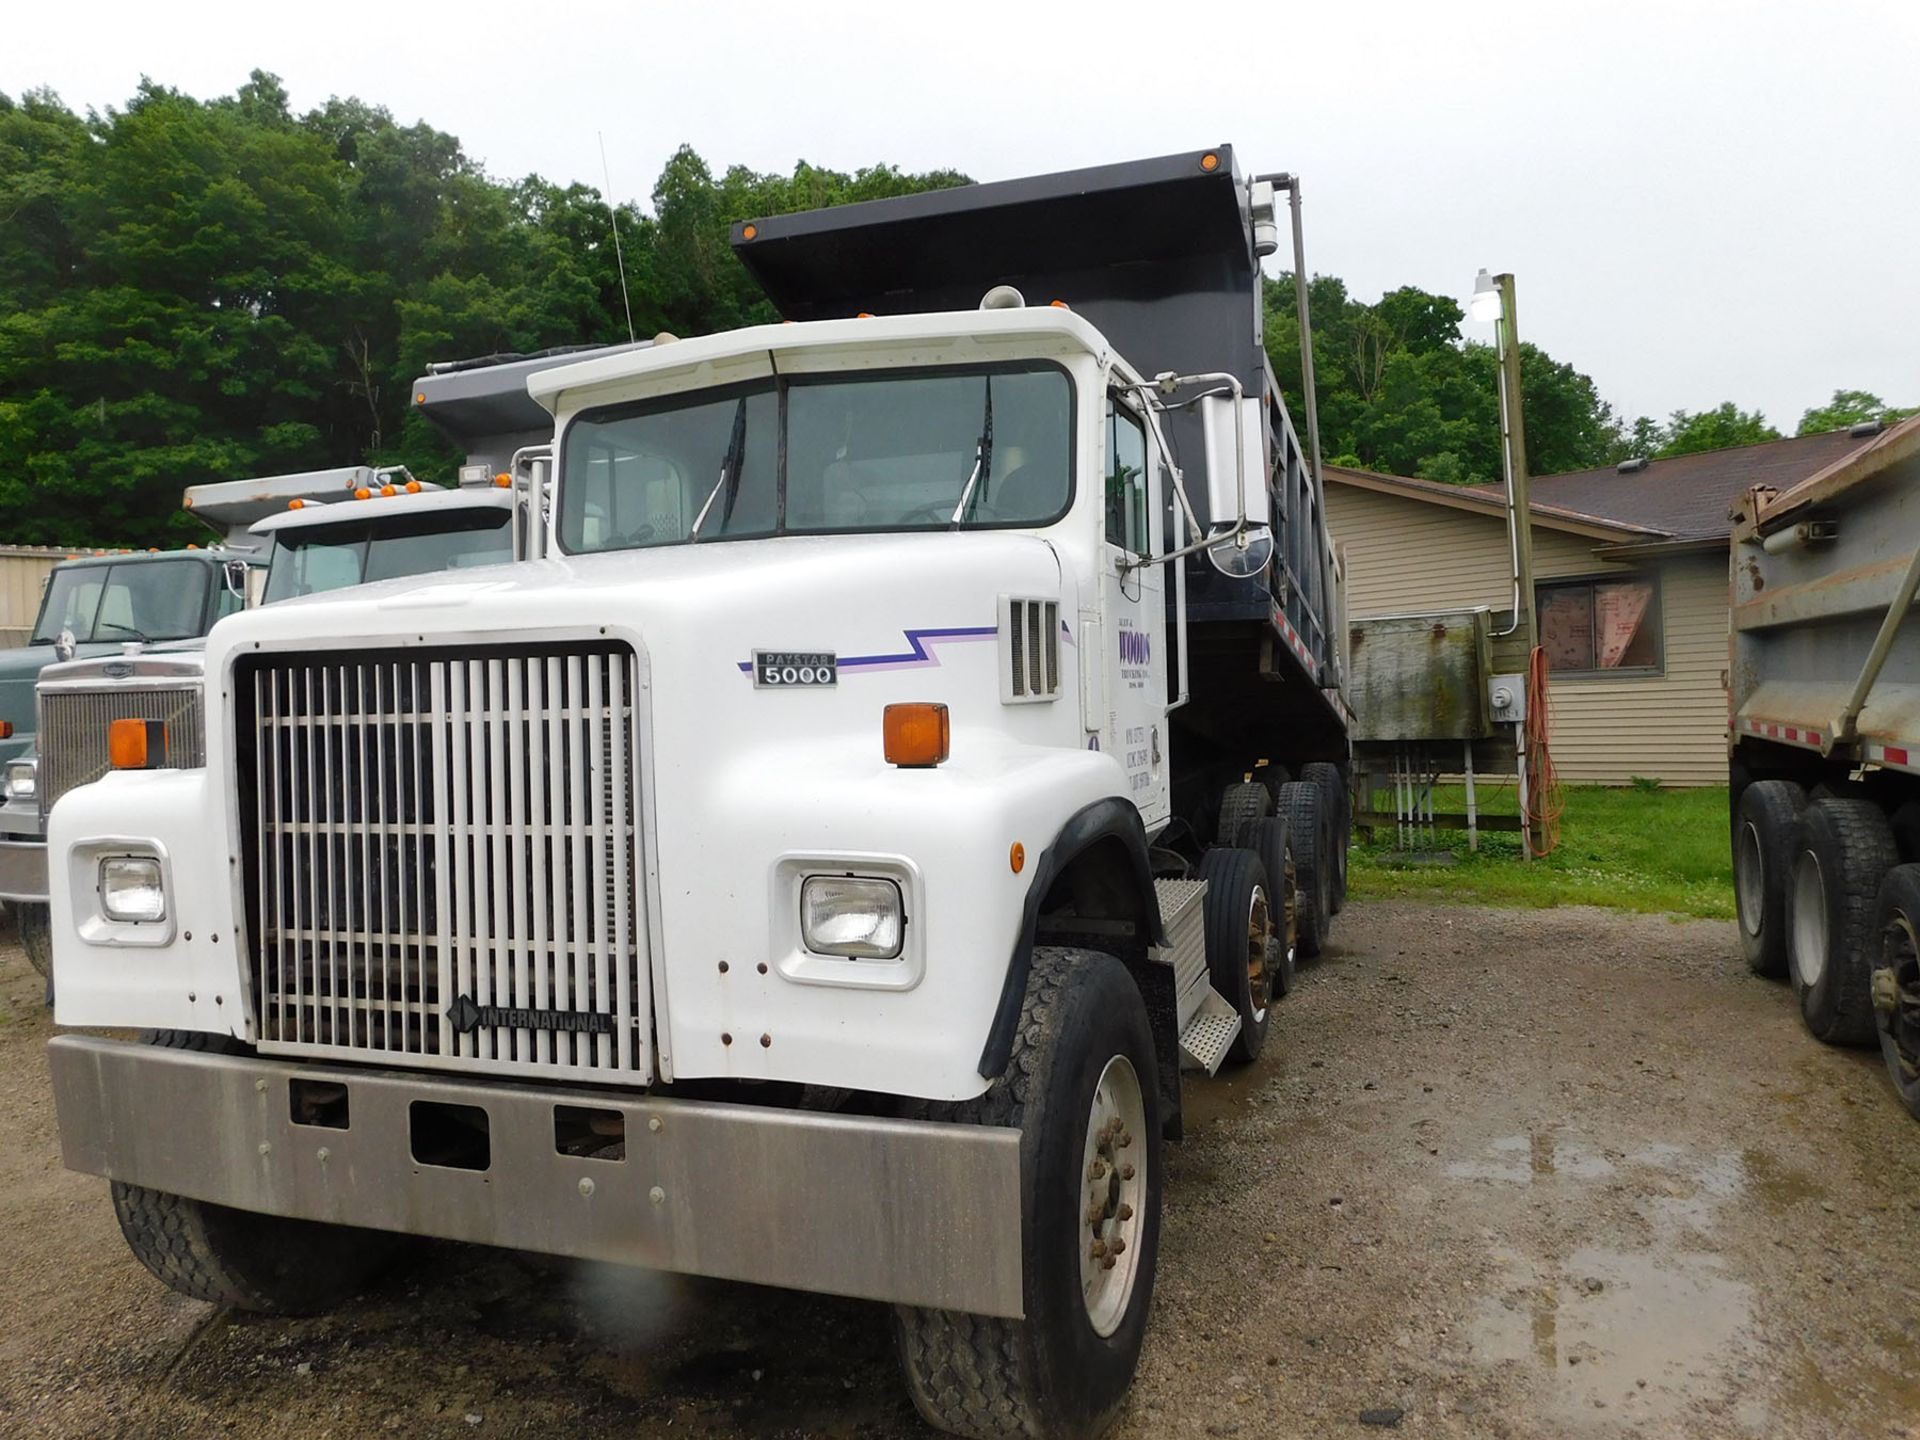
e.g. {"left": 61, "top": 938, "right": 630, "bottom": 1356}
{"left": 1101, "top": 1254, "right": 1117, "bottom": 1271}
{"left": 1089, "top": 1159, "right": 1107, "bottom": 1180}
{"left": 1117, "top": 1203, "right": 1133, "bottom": 1221}
{"left": 1089, "top": 1240, "right": 1107, "bottom": 1259}
{"left": 1121, "top": 1164, "right": 1136, "bottom": 1180}
{"left": 1110, "top": 1237, "right": 1126, "bottom": 1255}
{"left": 1087, "top": 1201, "right": 1108, "bottom": 1224}
{"left": 1118, "top": 1130, "right": 1132, "bottom": 1148}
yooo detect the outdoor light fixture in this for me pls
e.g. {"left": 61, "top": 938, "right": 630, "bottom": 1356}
{"left": 1469, "top": 268, "right": 1501, "bottom": 323}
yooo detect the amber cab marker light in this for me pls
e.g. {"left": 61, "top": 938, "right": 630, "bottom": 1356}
{"left": 883, "top": 703, "right": 950, "bottom": 768}
{"left": 494, "top": 473, "right": 513, "bottom": 488}
{"left": 354, "top": 487, "right": 372, "bottom": 500}
{"left": 1010, "top": 842, "right": 1026, "bottom": 874}
{"left": 405, "top": 480, "right": 422, "bottom": 493}
{"left": 109, "top": 718, "right": 164, "bottom": 770}
{"left": 415, "top": 392, "right": 426, "bottom": 404}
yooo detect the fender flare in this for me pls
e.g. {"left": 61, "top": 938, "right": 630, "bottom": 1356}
{"left": 976, "top": 796, "right": 1166, "bottom": 1079}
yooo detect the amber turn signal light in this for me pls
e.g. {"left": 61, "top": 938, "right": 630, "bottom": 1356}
{"left": 109, "top": 718, "right": 165, "bottom": 770}
{"left": 0, "top": 720, "right": 12, "bottom": 740}
{"left": 883, "top": 703, "right": 950, "bottom": 768}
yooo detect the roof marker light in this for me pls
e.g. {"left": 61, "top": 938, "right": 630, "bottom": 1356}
{"left": 1200, "top": 151, "right": 1220, "bottom": 172}
{"left": 355, "top": 488, "right": 372, "bottom": 500}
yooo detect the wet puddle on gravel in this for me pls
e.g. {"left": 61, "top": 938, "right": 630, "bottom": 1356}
{"left": 1450, "top": 1132, "right": 1766, "bottom": 1431}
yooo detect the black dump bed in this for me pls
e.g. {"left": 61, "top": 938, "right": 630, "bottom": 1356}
{"left": 736, "top": 149, "right": 1264, "bottom": 398}
{"left": 734, "top": 149, "right": 1349, "bottom": 774}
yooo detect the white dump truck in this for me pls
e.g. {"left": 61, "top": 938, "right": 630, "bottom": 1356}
{"left": 1728, "top": 414, "right": 1920, "bottom": 1123}
{"left": 46, "top": 150, "right": 1348, "bottom": 1438}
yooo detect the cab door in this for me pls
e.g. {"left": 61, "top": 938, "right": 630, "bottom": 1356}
{"left": 1093, "top": 393, "right": 1170, "bottom": 826}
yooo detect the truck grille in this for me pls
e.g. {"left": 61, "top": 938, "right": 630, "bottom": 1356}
{"left": 239, "top": 643, "right": 646, "bottom": 1081}
{"left": 38, "top": 687, "right": 205, "bottom": 818}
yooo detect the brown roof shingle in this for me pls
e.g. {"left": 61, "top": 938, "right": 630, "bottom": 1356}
{"left": 1464, "top": 429, "right": 1881, "bottom": 540}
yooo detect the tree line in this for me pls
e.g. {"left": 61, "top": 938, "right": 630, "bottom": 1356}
{"left": 0, "top": 73, "right": 1907, "bottom": 547}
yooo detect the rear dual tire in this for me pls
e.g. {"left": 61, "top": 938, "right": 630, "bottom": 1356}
{"left": 1869, "top": 866, "right": 1920, "bottom": 1122}
{"left": 1734, "top": 780, "right": 1806, "bottom": 979}
{"left": 1787, "top": 799, "right": 1898, "bottom": 1046}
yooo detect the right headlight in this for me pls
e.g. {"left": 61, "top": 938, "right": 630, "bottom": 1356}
{"left": 3, "top": 756, "right": 35, "bottom": 803}
{"left": 800, "top": 875, "right": 904, "bottom": 959}
{"left": 99, "top": 854, "right": 166, "bottom": 923}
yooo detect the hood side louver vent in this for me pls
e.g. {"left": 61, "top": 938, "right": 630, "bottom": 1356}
{"left": 999, "top": 595, "right": 1061, "bottom": 704}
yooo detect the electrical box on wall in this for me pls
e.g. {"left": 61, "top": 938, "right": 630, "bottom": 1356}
{"left": 1488, "top": 673, "right": 1527, "bottom": 726}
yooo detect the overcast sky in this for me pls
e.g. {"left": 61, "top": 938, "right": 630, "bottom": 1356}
{"left": 7, "top": 0, "right": 1915, "bottom": 432}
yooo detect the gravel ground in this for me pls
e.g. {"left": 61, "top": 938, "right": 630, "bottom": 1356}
{"left": 2, "top": 900, "right": 1917, "bottom": 1440}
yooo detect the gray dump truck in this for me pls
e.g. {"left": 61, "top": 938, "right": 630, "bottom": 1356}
{"left": 7, "top": 344, "right": 623, "bottom": 978}
{"left": 1728, "top": 414, "right": 1920, "bottom": 1120}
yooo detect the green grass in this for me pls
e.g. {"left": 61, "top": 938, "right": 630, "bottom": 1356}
{"left": 1348, "top": 782, "right": 1733, "bottom": 919}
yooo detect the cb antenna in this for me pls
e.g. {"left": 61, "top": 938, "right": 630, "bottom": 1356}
{"left": 598, "top": 131, "right": 637, "bottom": 344}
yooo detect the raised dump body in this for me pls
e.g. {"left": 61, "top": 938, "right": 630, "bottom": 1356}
{"left": 1727, "top": 413, "right": 1920, "bottom": 1121}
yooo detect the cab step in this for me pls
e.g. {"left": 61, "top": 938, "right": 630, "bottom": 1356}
{"left": 1178, "top": 987, "right": 1242, "bottom": 1075}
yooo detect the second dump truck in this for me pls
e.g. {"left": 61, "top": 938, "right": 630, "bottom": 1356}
{"left": 47, "top": 150, "right": 1348, "bottom": 1438}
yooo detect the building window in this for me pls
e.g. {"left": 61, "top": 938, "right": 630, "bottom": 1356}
{"left": 1537, "top": 574, "right": 1661, "bottom": 676}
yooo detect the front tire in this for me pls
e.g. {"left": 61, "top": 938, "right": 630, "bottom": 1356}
{"left": 1788, "top": 799, "right": 1897, "bottom": 1045}
{"left": 895, "top": 947, "right": 1163, "bottom": 1440}
{"left": 110, "top": 1030, "right": 401, "bottom": 1314}
{"left": 18, "top": 902, "right": 51, "bottom": 979}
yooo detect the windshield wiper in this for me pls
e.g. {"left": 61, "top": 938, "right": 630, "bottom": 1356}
{"left": 96, "top": 620, "right": 150, "bottom": 642}
{"left": 949, "top": 377, "right": 994, "bottom": 527}
{"left": 690, "top": 396, "right": 750, "bottom": 542}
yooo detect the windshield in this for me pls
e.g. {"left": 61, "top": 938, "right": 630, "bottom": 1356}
{"left": 263, "top": 508, "right": 515, "bottom": 602}
{"left": 30, "top": 560, "right": 213, "bottom": 644}
{"left": 559, "top": 363, "right": 1073, "bottom": 553}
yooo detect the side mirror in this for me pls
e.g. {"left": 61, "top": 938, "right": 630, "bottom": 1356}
{"left": 1207, "top": 524, "right": 1274, "bottom": 579}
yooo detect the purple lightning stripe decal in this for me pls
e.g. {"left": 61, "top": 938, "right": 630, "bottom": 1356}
{"left": 737, "top": 621, "right": 1074, "bottom": 676}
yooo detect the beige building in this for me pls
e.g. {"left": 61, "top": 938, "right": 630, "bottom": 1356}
{"left": 0, "top": 546, "right": 100, "bottom": 649}
{"left": 1326, "top": 429, "right": 1888, "bottom": 786}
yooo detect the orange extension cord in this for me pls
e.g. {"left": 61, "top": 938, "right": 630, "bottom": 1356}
{"left": 1523, "top": 645, "right": 1564, "bottom": 857}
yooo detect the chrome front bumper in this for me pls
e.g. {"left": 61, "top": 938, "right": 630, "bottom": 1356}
{"left": 48, "top": 1035, "right": 1025, "bottom": 1317}
{"left": 0, "top": 838, "right": 47, "bottom": 903}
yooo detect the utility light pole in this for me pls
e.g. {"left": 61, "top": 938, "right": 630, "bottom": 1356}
{"left": 1471, "top": 268, "right": 1536, "bottom": 653}
{"left": 1472, "top": 268, "right": 1544, "bottom": 858}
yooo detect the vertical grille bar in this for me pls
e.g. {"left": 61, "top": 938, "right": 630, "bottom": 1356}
{"left": 244, "top": 643, "right": 643, "bottom": 1081}
{"left": 610, "top": 655, "right": 634, "bottom": 1071}
{"left": 567, "top": 654, "right": 592, "bottom": 1067}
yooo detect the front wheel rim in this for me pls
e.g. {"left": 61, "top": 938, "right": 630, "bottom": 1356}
{"left": 1791, "top": 851, "right": 1828, "bottom": 988}
{"left": 1079, "top": 1054, "right": 1148, "bottom": 1338}
{"left": 1734, "top": 820, "right": 1765, "bottom": 937}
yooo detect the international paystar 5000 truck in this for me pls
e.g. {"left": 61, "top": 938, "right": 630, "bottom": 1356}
{"left": 46, "top": 150, "right": 1348, "bottom": 1439}
{"left": 1728, "top": 414, "right": 1920, "bottom": 1123}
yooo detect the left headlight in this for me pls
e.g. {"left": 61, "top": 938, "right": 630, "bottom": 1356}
{"left": 2, "top": 757, "right": 35, "bottom": 803}
{"left": 99, "top": 854, "right": 166, "bottom": 923}
{"left": 800, "top": 875, "right": 904, "bottom": 959}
